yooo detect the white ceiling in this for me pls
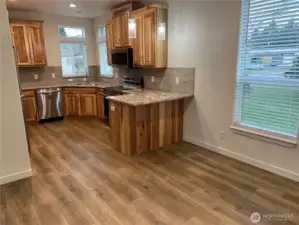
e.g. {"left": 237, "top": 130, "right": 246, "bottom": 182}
{"left": 6, "top": 0, "right": 241, "bottom": 18}
{"left": 6, "top": 0, "right": 126, "bottom": 18}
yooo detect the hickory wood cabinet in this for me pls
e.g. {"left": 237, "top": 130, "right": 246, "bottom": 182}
{"left": 10, "top": 20, "right": 47, "bottom": 67}
{"left": 64, "top": 88, "right": 105, "bottom": 119}
{"left": 105, "top": 19, "right": 114, "bottom": 65}
{"left": 105, "top": 4, "right": 168, "bottom": 68}
{"left": 131, "top": 5, "right": 168, "bottom": 68}
{"left": 22, "top": 90, "right": 38, "bottom": 123}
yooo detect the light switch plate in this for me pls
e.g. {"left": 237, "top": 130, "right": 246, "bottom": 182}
{"left": 176, "top": 77, "right": 180, "bottom": 85}
{"left": 111, "top": 105, "right": 116, "bottom": 111}
{"left": 151, "top": 76, "right": 155, "bottom": 83}
{"left": 82, "top": 78, "right": 87, "bottom": 82}
{"left": 51, "top": 73, "right": 56, "bottom": 79}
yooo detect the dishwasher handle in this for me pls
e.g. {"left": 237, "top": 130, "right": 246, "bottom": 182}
{"left": 37, "top": 88, "right": 61, "bottom": 94}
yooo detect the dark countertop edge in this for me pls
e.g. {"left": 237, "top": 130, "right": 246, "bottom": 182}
{"left": 106, "top": 95, "right": 194, "bottom": 106}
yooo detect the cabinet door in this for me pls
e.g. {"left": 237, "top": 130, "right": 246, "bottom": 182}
{"left": 10, "top": 23, "right": 31, "bottom": 66}
{"left": 122, "top": 12, "right": 130, "bottom": 47}
{"left": 132, "top": 12, "right": 144, "bottom": 66}
{"left": 79, "top": 94, "right": 97, "bottom": 117}
{"left": 105, "top": 20, "right": 114, "bottom": 65}
{"left": 23, "top": 97, "right": 38, "bottom": 122}
{"left": 27, "top": 23, "right": 47, "bottom": 66}
{"left": 143, "top": 9, "right": 156, "bottom": 67}
{"left": 114, "top": 16, "right": 122, "bottom": 47}
{"left": 65, "top": 94, "right": 79, "bottom": 116}
{"left": 97, "top": 95, "right": 105, "bottom": 119}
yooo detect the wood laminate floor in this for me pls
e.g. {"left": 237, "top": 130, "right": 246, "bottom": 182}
{"left": 1, "top": 118, "right": 299, "bottom": 225}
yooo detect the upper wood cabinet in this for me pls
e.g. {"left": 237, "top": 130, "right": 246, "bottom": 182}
{"left": 10, "top": 23, "right": 31, "bottom": 66}
{"left": 106, "top": 4, "right": 168, "bottom": 68}
{"left": 114, "top": 15, "right": 122, "bottom": 47}
{"left": 143, "top": 9, "right": 156, "bottom": 67}
{"left": 131, "top": 11, "right": 144, "bottom": 66}
{"left": 10, "top": 21, "right": 47, "bottom": 67}
{"left": 27, "top": 22, "right": 47, "bottom": 66}
{"left": 132, "top": 6, "right": 167, "bottom": 68}
{"left": 113, "top": 12, "right": 130, "bottom": 48}
{"left": 105, "top": 19, "right": 114, "bottom": 65}
{"left": 121, "top": 12, "right": 130, "bottom": 47}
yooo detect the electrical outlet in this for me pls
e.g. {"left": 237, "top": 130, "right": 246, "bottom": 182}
{"left": 68, "top": 78, "right": 73, "bottom": 82}
{"left": 176, "top": 77, "right": 180, "bottom": 85}
{"left": 33, "top": 74, "right": 39, "bottom": 80}
{"left": 220, "top": 131, "right": 225, "bottom": 139}
{"left": 151, "top": 76, "right": 155, "bottom": 83}
{"left": 82, "top": 78, "right": 87, "bottom": 82}
{"left": 51, "top": 73, "right": 56, "bottom": 79}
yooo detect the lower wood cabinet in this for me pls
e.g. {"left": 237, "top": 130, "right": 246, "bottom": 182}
{"left": 64, "top": 88, "right": 103, "bottom": 118}
{"left": 97, "top": 94, "right": 105, "bottom": 119}
{"left": 64, "top": 93, "right": 80, "bottom": 116}
{"left": 22, "top": 90, "right": 38, "bottom": 123}
{"left": 79, "top": 94, "right": 97, "bottom": 117}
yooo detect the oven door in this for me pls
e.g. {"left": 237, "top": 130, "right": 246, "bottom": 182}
{"left": 111, "top": 48, "right": 133, "bottom": 68}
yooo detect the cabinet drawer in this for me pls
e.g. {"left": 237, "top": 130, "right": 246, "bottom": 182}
{"left": 22, "top": 90, "right": 36, "bottom": 97}
{"left": 64, "top": 88, "right": 97, "bottom": 94}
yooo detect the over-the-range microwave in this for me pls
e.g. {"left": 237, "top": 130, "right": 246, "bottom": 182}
{"left": 111, "top": 48, "right": 133, "bottom": 68}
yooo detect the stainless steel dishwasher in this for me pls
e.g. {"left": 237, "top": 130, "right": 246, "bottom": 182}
{"left": 36, "top": 88, "right": 64, "bottom": 120}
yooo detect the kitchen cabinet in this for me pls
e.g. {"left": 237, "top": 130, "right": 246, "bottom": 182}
{"left": 64, "top": 94, "right": 80, "bottom": 116}
{"left": 112, "top": 12, "right": 131, "bottom": 48}
{"left": 22, "top": 90, "right": 38, "bottom": 123}
{"left": 27, "top": 22, "right": 47, "bottom": 66}
{"left": 131, "top": 12, "right": 143, "bottom": 66}
{"left": 121, "top": 12, "right": 130, "bottom": 47}
{"left": 114, "top": 15, "right": 122, "bottom": 47}
{"left": 143, "top": 9, "right": 156, "bottom": 67}
{"left": 106, "top": 5, "right": 168, "bottom": 68}
{"left": 10, "top": 20, "right": 47, "bottom": 67}
{"left": 132, "top": 5, "right": 167, "bottom": 68}
{"left": 64, "top": 88, "right": 98, "bottom": 118}
{"left": 10, "top": 23, "right": 31, "bottom": 66}
{"left": 79, "top": 94, "right": 97, "bottom": 117}
{"left": 97, "top": 94, "right": 105, "bottom": 119}
{"left": 105, "top": 19, "right": 114, "bottom": 65}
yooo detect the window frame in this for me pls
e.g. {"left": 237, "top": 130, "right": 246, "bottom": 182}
{"left": 97, "top": 26, "right": 113, "bottom": 78}
{"left": 232, "top": 0, "right": 299, "bottom": 145}
{"left": 58, "top": 26, "right": 88, "bottom": 78}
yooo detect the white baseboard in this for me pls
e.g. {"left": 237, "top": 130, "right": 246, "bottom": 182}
{"left": 0, "top": 169, "right": 32, "bottom": 185}
{"left": 183, "top": 136, "right": 299, "bottom": 183}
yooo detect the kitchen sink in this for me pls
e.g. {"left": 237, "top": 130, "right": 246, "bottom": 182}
{"left": 68, "top": 82, "right": 97, "bottom": 86}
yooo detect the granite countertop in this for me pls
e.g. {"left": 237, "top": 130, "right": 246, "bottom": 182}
{"left": 107, "top": 89, "right": 193, "bottom": 106}
{"left": 21, "top": 81, "right": 119, "bottom": 90}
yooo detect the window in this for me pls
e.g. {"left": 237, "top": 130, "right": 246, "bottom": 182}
{"left": 97, "top": 26, "right": 113, "bottom": 77}
{"left": 59, "top": 26, "right": 87, "bottom": 77}
{"left": 233, "top": 0, "right": 299, "bottom": 143}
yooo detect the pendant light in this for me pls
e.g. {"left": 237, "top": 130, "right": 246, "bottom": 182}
{"left": 158, "top": 0, "right": 166, "bottom": 40}
{"left": 128, "top": 0, "right": 136, "bottom": 38}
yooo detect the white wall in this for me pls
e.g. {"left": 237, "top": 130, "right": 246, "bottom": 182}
{"left": 168, "top": 1, "right": 299, "bottom": 181}
{"left": 0, "top": 2, "right": 32, "bottom": 185}
{"left": 93, "top": 13, "right": 112, "bottom": 67}
{"left": 8, "top": 10, "right": 97, "bottom": 66}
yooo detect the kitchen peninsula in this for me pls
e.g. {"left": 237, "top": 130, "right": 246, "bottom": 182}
{"left": 107, "top": 90, "right": 193, "bottom": 156}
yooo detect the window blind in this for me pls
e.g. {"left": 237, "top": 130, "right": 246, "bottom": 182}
{"left": 234, "top": 0, "right": 299, "bottom": 140}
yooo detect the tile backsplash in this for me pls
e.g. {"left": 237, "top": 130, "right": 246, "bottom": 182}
{"left": 19, "top": 66, "right": 195, "bottom": 94}
{"left": 114, "top": 67, "right": 195, "bottom": 94}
